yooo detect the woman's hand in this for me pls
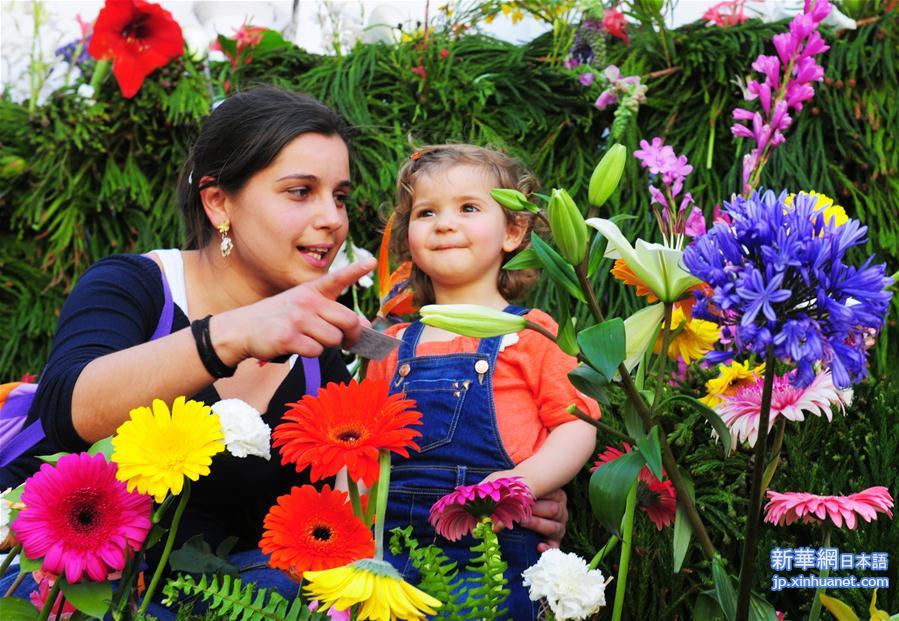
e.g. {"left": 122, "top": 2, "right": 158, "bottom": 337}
{"left": 214, "top": 257, "right": 377, "bottom": 364}
{"left": 522, "top": 488, "right": 568, "bottom": 552}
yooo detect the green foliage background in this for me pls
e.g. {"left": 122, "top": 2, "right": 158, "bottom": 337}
{"left": 1, "top": 14, "right": 897, "bottom": 619}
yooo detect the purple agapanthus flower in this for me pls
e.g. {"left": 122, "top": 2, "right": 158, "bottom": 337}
{"left": 684, "top": 190, "right": 893, "bottom": 389}
{"left": 56, "top": 36, "right": 92, "bottom": 67}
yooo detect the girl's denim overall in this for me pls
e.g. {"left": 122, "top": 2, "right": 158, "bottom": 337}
{"left": 383, "top": 307, "right": 540, "bottom": 621}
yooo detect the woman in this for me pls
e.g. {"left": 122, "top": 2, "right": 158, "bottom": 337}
{"left": 0, "top": 86, "right": 567, "bottom": 613}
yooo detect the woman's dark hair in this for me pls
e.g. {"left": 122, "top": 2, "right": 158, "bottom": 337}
{"left": 178, "top": 86, "right": 351, "bottom": 249}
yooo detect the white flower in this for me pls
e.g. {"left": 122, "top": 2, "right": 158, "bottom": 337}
{"left": 211, "top": 399, "right": 271, "bottom": 460}
{"left": 76, "top": 84, "right": 95, "bottom": 103}
{"left": 0, "top": 488, "right": 11, "bottom": 543}
{"left": 522, "top": 548, "right": 608, "bottom": 620}
{"left": 329, "top": 240, "right": 374, "bottom": 291}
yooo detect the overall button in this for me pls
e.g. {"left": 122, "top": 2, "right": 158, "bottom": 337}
{"left": 474, "top": 360, "right": 489, "bottom": 374}
{"left": 398, "top": 363, "right": 411, "bottom": 377}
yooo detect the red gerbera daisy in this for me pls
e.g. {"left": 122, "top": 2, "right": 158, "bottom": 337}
{"left": 87, "top": 0, "right": 184, "bottom": 98}
{"left": 260, "top": 485, "right": 374, "bottom": 579}
{"left": 13, "top": 452, "right": 152, "bottom": 583}
{"left": 273, "top": 379, "right": 422, "bottom": 486}
{"left": 593, "top": 444, "right": 677, "bottom": 530}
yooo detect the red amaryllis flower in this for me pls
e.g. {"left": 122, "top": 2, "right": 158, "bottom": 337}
{"left": 273, "top": 379, "right": 422, "bottom": 486}
{"left": 87, "top": 0, "right": 184, "bottom": 98}
{"left": 13, "top": 452, "right": 152, "bottom": 583}
{"left": 429, "top": 477, "right": 535, "bottom": 541}
{"left": 260, "top": 485, "right": 374, "bottom": 579}
{"left": 765, "top": 487, "right": 893, "bottom": 529}
{"left": 593, "top": 444, "right": 677, "bottom": 530}
{"left": 602, "top": 6, "right": 630, "bottom": 44}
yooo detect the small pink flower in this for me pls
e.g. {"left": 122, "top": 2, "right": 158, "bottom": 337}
{"left": 765, "top": 487, "right": 893, "bottom": 530}
{"left": 429, "top": 477, "right": 534, "bottom": 541}
{"left": 579, "top": 72, "right": 596, "bottom": 87}
{"left": 29, "top": 574, "right": 77, "bottom": 620}
{"left": 595, "top": 90, "right": 617, "bottom": 110}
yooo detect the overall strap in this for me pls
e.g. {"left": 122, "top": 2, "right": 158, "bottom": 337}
{"left": 397, "top": 321, "right": 426, "bottom": 359}
{"left": 475, "top": 305, "right": 529, "bottom": 355}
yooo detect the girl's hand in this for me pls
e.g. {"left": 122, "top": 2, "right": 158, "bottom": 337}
{"left": 522, "top": 488, "right": 568, "bottom": 552}
{"left": 214, "top": 257, "right": 377, "bottom": 364}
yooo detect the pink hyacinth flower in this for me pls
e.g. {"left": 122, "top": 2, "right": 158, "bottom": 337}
{"left": 14, "top": 453, "right": 152, "bottom": 583}
{"left": 429, "top": 477, "right": 535, "bottom": 541}
{"left": 716, "top": 370, "right": 849, "bottom": 448}
{"left": 765, "top": 487, "right": 893, "bottom": 529}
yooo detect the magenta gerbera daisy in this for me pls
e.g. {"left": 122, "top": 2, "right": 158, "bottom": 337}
{"left": 13, "top": 452, "right": 153, "bottom": 583}
{"left": 429, "top": 477, "right": 534, "bottom": 541}
{"left": 764, "top": 487, "right": 893, "bottom": 530}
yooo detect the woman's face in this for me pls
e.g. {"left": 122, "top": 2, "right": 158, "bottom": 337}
{"left": 224, "top": 132, "right": 351, "bottom": 296}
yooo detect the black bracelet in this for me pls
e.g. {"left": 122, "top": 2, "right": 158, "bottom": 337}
{"left": 191, "top": 315, "right": 237, "bottom": 379}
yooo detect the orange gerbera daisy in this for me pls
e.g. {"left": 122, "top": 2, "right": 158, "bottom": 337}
{"left": 273, "top": 379, "right": 422, "bottom": 486}
{"left": 612, "top": 258, "right": 712, "bottom": 319}
{"left": 260, "top": 485, "right": 374, "bottom": 579}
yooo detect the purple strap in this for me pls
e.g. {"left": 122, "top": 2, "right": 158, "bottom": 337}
{"left": 301, "top": 356, "right": 320, "bottom": 396}
{"left": 0, "top": 265, "right": 175, "bottom": 468}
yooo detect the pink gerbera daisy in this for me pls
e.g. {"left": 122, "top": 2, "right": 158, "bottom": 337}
{"left": 764, "top": 487, "right": 893, "bottom": 530}
{"left": 593, "top": 444, "right": 677, "bottom": 530}
{"left": 14, "top": 452, "right": 153, "bottom": 583}
{"left": 716, "top": 370, "right": 849, "bottom": 447}
{"left": 429, "top": 477, "right": 534, "bottom": 541}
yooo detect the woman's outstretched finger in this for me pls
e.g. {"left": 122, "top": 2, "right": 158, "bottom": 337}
{"left": 313, "top": 257, "right": 378, "bottom": 300}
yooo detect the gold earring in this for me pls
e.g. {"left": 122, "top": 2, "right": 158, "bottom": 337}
{"left": 218, "top": 221, "right": 233, "bottom": 257}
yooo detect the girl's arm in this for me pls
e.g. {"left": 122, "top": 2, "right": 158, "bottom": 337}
{"left": 485, "top": 418, "right": 596, "bottom": 499}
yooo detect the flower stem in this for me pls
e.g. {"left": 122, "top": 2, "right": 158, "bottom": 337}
{"left": 589, "top": 535, "right": 620, "bottom": 569}
{"left": 735, "top": 345, "right": 777, "bottom": 621}
{"left": 3, "top": 571, "right": 26, "bottom": 598}
{"left": 807, "top": 525, "right": 831, "bottom": 621}
{"left": 574, "top": 259, "right": 718, "bottom": 560}
{"left": 347, "top": 478, "right": 364, "bottom": 519}
{"left": 152, "top": 493, "right": 175, "bottom": 524}
{"left": 139, "top": 481, "right": 192, "bottom": 617}
{"left": 762, "top": 417, "right": 787, "bottom": 490}
{"left": 0, "top": 543, "right": 22, "bottom": 578}
{"left": 524, "top": 320, "right": 558, "bottom": 344}
{"left": 611, "top": 481, "right": 638, "bottom": 621}
{"left": 89, "top": 59, "right": 111, "bottom": 94}
{"left": 373, "top": 450, "right": 392, "bottom": 560}
{"left": 651, "top": 303, "right": 675, "bottom": 414}
{"left": 569, "top": 405, "right": 634, "bottom": 443}
{"left": 37, "top": 577, "right": 62, "bottom": 621}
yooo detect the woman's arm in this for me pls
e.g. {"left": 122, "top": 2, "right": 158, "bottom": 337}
{"left": 43, "top": 256, "right": 374, "bottom": 445}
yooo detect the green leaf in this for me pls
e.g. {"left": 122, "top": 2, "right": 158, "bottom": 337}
{"left": 144, "top": 523, "right": 167, "bottom": 550}
{"left": 215, "top": 34, "right": 238, "bottom": 57}
{"left": 87, "top": 436, "right": 114, "bottom": 459}
{"left": 620, "top": 401, "right": 645, "bottom": 440}
{"left": 711, "top": 556, "right": 736, "bottom": 621}
{"left": 567, "top": 365, "right": 610, "bottom": 407}
{"left": 577, "top": 318, "right": 626, "bottom": 381}
{"left": 0, "top": 597, "right": 39, "bottom": 621}
{"left": 586, "top": 228, "right": 608, "bottom": 279}
{"left": 693, "top": 591, "right": 726, "bottom": 621}
{"left": 19, "top": 554, "right": 41, "bottom": 573}
{"left": 169, "top": 534, "right": 239, "bottom": 576}
{"left": 61, "top": 579, "right": 112, "bottom": 619}
{"left": 636, "top": 425, "right": 663, "bottom": 481}
{"left": 529, "top": 234, "right": 586, "bottom": 302}
{"left": 589, "top": 449, "right": 645, "bottom": 535}
{"left": 503, "top": 248, "right": 540, "bottom": 270}
{"left": 36, "top": 452, "right": 67, "bottom": 464}
{"left": 663, "top": 394, "right": 732, "bottom": 456}
{"left": 673, "top": 470, "right": 695, "bottom": 573}
{"left": 749, "top": 592, "right": 780, "bottom": 621}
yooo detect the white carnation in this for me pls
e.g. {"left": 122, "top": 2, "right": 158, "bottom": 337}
{"left": 522, "top": 548, "right": 608, "bottom": 621}
{"left": 0, "top": 488, "right": 11, "bottom": 544}
{"left": 211, "top": 399, "right": 271, "bottom": 460}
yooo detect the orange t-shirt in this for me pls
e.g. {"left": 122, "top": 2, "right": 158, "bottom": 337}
{"left": 366, "top": 309, "right": 601, "bottom": 465}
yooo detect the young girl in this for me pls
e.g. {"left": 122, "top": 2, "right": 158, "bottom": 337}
{"left": 366, "top": 145, "right": 600, "bottom": 620}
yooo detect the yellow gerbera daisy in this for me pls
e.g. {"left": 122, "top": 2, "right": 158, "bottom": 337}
{"left": 700, "top": 360, "right": 766, "bottom": 408}
{"left": 785, "top": 191, "right": 848, "bottom": 227}
{"left": 111, "top": 396, "right": 225, "bottom": 502}
{"left": 654, "top": 307, "right": 720, "bottom": 364}
{"left": 304, "top": 559, "right": 441, "bottom": 621}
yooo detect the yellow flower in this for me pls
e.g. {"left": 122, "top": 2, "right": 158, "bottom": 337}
{"left": 654, "top": 306, "right": 719, "bottom": 364}
{"left": 785, "top": 191, "right": 849, "bottom": 227}
{"left": 511, "top": 8, "right": 525, "bottom": 22}
{"left": 484, "top": 12, "right": 496, "bottom": 23}
{"left": 501, "top": 3, "right": 514, "bottom": 15}
{"left": 700, "top": 360, "right": 765, "bottom": 407}
{"left": 304, "top": 559, "right": 441, "bottom": 621}
{"left": 112, "top": 396, "right": 225, "bottom": 502}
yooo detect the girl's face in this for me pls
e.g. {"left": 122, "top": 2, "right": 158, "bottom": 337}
{"left": 222, "top": 133, "right": 351, "bottom": 296}
{"left": 407, "top": 164, "right": 525, "bottom": 298}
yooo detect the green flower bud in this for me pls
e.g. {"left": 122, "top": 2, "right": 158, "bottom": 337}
{"left": 635, "top": 0, "right": 665, "bottom": 14}
{"left": 0, "top": 155, "right": 26, "bottom": 178}
{"left": 490, "top": 188, "right": 539, "bottom": 213}
{"left": 588, "top": 144, "right": 627, "bottom": 207}
{"left": 547, "top": 188, "right": 588, "bottom": 265}
{"left": 419, "top": 304, "right": 527, "bottom": 337}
